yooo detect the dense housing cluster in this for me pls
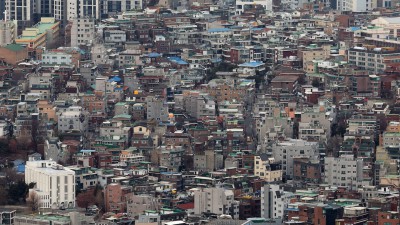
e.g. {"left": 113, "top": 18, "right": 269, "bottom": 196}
{"left": 0, "top": 0, "right": 399, "bottom": 225}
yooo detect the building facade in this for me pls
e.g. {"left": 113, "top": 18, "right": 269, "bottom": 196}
{"left": 25, "top": 158, "right": 75, "bottom": 209}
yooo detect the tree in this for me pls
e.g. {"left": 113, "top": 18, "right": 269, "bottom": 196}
{"left": 0, "top": 186, "right": 8, "bottom": 205}
{"left": 8, "top": 181, "right": 29, "bottom": 204}
{"left": 27, "top": 191, "right": 40, "bottom": 212}
{"left": 325, "top": 135, "right": 343, "bottom": 157}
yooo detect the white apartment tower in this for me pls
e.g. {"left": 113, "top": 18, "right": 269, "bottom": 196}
{"left": 25, "top": 158, "right": 75, "bottom": 209}
{"left": 5, "top": 0, "right": 34, "bottom": 21}
{"left": 67, "top": 0, "right": 101, "bottom": 20}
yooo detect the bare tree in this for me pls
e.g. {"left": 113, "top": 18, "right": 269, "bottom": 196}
{"left": 27, "top": 191, "right": 40, "bottom": 212}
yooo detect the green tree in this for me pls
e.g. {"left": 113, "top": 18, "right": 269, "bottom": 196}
{"left": 8, "top": 181, "right": 29, "bottom": 204}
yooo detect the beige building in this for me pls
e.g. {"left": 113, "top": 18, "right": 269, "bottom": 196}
{"left": 38, "top": 100, "right": 57, "bottom": 122}
{"left": 0, "top": 20, "right": 17, "bottom": 46}
{"left": 301, "top": 44, "right": 330, "bottom": 69}
{"left": 254, "top": 154, "right": 282, "bottom": 182}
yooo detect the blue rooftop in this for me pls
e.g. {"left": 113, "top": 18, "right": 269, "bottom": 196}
{"left": 349, "top": 27, "right": 361, "bottom": 32}
{"left": 168, "top": 57, "right": 188, "bottom": 65}
{"left": 208, "top": 28, "right": 231, "bottom": 33}
{"left": 238, "top": 61, "right": 264, "bottom": 67}
{"left": 109, "top": 76, "right": 122, "bottom": 82}
{"left": 17, "top": 164, "right": 25, "bottom": 173}
{"left": 148, "top": 52, "right": 162, "bottom": 58}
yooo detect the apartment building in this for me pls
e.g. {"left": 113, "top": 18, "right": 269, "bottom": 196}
{"left": 67, "top": 0, "right": 101, "bottom": 20}
{"left": 194, "top": 187, "right": 240, "bottom": 219}
{"left": 235, "top": 0, "right": 273, "bottom": 15}
{"left": 146, "top": 96, "right": 169, "bottom": 122}
{"left": 182, "top": 92, "right": 216, "bottom": 119}
{"left": 348, "top": 46, "right": 400, "bottom": 74}
{"left": 324, "top": 155, "right": 364, "bottom": 189}
{"left": 70, "top": 18, "right": 95, "bottom": 47}
{"left": 269, "top": 139, "right": 319, "bottom": 179}
{"left": 300, "top": 44, "right": 330, "bottom": 69}
{"left": 25, "top": 158, "right": 75, "bottom": 209}
{"left": 5, "top": 0, "right": 34, "bottom": 21}
{"left": 254, "top": 154, "right": 282, "bottom": 182}
{"left": 0, "top": 20, "right": 17, "bottom": 46}
{"left": 261, "top": 184, "right": 293, "bottom": 222}
{"left": 57, "top": 106, "right": 89, "bottom": 133}
{"left": 336, "top": 0, "right": 375, "bottom": 12}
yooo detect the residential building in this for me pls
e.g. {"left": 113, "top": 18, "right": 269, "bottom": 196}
{"left": 104, "top": 183, "right": 133, "bottom": 213}
{"left": 25, "top": 158, "right": 75, "bottom": 209}
{"left": 254, "top": 154, "right": 282, "bottom": 182}
{"left": 293, "top": 157, "right": 322, "bottom": 184}
{"left": 261, "top": 184, "right": 293, "bottom": 222}
{"left": 57, "top": 106, "right": 89, "bottom": 133}
{"left": 301, "top": 44, "right": 331, "bottom": 69}
{"left": 126, "top": 194, "right": 158, "bottom": 218}
{"left": 235, "top": 0, "right": 273, "bottom": 15}
{"left": 0, "top": 20, "right": 17, "bottom": 46}
{"left": 194, "top": 187, "right": 240, "bottom": 219}
{"left": 182, "top": 91, "right": 216, "bottom": 119}
{"left": 42, "top": 51, "right": 72, "bottom": 65}
{"left": 348, "top": 46, "right": 400, "bottom": 74}
{"left": 101, "top": 0, "right": 143, "bottom": 17}
{"left": 146, "top": 96, "right": 169, "bottom": 122}
{"left": 67, "top": 0, "right": 101, "bottom": 20}
{"left": 4, "top": 0, "right": 34, "bottom": 21}
{"left": 70, "top": 18, "right": 96, "bottom": 47}
{"left": 336, "top": 0, "right": 374, "bottom": 12}
{"left": 269, "top": 139, "right": 319, "bottom": 179}
{"left": 324, "top": 155, "right": 364, "bottom": 189}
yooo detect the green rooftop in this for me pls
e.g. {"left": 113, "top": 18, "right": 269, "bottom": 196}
{"left": 4, "top": 44, "right": 25, "bottom": 52}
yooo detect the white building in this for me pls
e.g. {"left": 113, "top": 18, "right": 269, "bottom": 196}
{"left": 324, "top": 155, "right": 364, "bottom": 189}
{"left": 235, "top": 0, "right": 273, "bottom": 14}
{"left": 194, "top": 187, "right": 239, "bottom": 219}
{"left": 57, "top": 106, "right": 88, "bottom": 133}
{"left": 0, "top": 20, "right": 17, "bottom": 46}
{"left": 25, "top": 158, "right": 75, "bottom": 209}
{"left": 42, "top": 52, "right": 72, "bottom": 65}
{"left": 5, "top": 0, "right": 34, "bottom": 21}
{"left": 104, "top": 30, "right": 126, "bottom": 43}
{"left": 70, "top": 18, "right": 95, "bottom": 47}
{"left": 337, "top": 0, "right": 375, "bottom": 12}
{"left": 67, "top": 0, "right": 101, "bottom": 20}
{"left": 269, "top": 139, "right": 319, "bottom": 179}
{"left": 261, "top": 184, "right": 293, "bottom": 222}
